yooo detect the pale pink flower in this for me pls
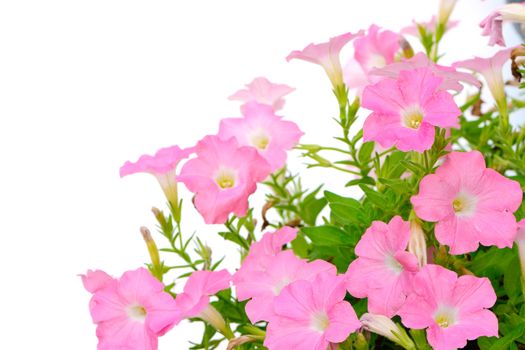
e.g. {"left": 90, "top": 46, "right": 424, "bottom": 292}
{"left": 218, "top": 102, "right": 303, "bottom": 172}
{"left": 362, "top": 67, "right": 461, "bottom": 152}
{"left": 120, "top": 145, "right": 194, "bottom": 207}
{"left": 345, "top": 216, "right": 419, "bottom": 317}
{"left": 178, "top": 135, "right": 270, "bottom": 224}
{"left": 229, "top": 77, "right": 295, "bottom": 111}
{"left": 264, "top": 272, "right": 361, "bottom": 350}
{"left": 175, "top": 269, "right": 232, "bottom": 335}
{"left": 287, "top": 31, "right": 364, "bottom": 88}
{"left": 411, "top": 151, "right": 522, "bottom": 254}
{"left": 81, "top": 267, "right": 179, "bottom": 350}
{"left": 371, "top": 53, "right": 480, "bottom": 92}
{"left": 480, "top": 2, "right": 525, "bottom": 46}
{"left": 401, "top": 17, "right": 458, "bottom": 38}
{"left": 234, "top": 250, "right": 336, "bottom": 323}
{"left": 398, "top": 264, "right": 498, "bottom": 350}
{"left": 454, "top": 48, "right": 513, "bottom": 112}
{"left": 175, "top": 269, "right": 231, "bottom": 318}
{"left": 343, "top": 25, "right": 401, "bottom": 95}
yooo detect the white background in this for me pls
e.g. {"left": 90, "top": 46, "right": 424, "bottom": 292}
{"left": 0, "top": 0, "right": 519, "bottom": 349}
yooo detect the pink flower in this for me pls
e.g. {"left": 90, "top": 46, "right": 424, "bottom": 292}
{"left": 287, "top": 31, "right": 363, "bottom": 88}
{"left": 480, "top": 2, "right": 525, "bottom": 46}
{"left": 371, "top": 53, "right": 480, "bottom": 92}
{"left": 177, "top": 135, "right": 270, "bottom": 224}
{"left": 229, "top": 77, "right": 295, "bottom": 111}
{"left": 344, "top": 25, "right": 401, "bottom": 95}
{"left": 264, "top": 271, "right": 361, "bottom": 350}
{"left": 81, "top": 268, "right": 179, "bottom": 350}
{"left": 345, "top": 216, "right": 419, "bottom": 317}
{"left": 362, "top": 67, "right": 461, "bottom": 152}
{"left": 398, "top": 264, "right": 498, "bottom": 350}
{"left": 454, "top": 48, "right": 513, "bottom": 113}
{"left": 120, "top": 145, "right": 194, "bottom": 207}
{"left": 411, "top": 151, "right": 522, "bottom": 254}
{"left": 218, "top": 102, "right": 303, "bottom": 172}
{"left": 175, "top": 269, "right": 232, "bottom": 335}
{"left": 234, "top": 250, "right": 336, "bottom": 323}
{"left": 175, "top": 269, "right": 231, "bottom": 318}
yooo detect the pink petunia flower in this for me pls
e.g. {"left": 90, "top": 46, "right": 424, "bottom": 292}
{"left": 361, "top": 67, "right": 461, "bottom": 152}
{"left": 175, "top": 269, "right": 232, "bottom": 335}
{"left": 398, "top": 264, "right": 498, "bottom": 350}
{"left": 234, "top": 250, "right": 336, "bottom": 323}
{"left": 371, "top": 52, "right": 480, "bottom": 92}
{"left": 287, "top": 31, "right": 364, "bottom": 88}
{"left": 454, "top": 48, "right": 513, "bottom": 114}
{"left": 264, "top": 271, "right": 361, "bottom": 350}
{"left": 218, "top": 102, "right": 303, "bottom": 172}
{"left": 480, "top": 2, "right": 525, "bottom": 46}
{"left": 120, "top": 145, "right": 194, "bottom": 207}
{"left": 233, "top": 226, "right": 298, "bottom": 277}
{"left": 81, "top": 267, "right": 179, "bottom": 350}
{"left": 229, "top": 77, "right": 295, "bottom": 111}
{"left": 177, "top": 135, "right": 270, "bottom": 224}
{"left": 411, "top": 151, "right": 523, "bottom": 254}
{"left": 345, "top": 216, "right": 419, "bottom": 317}
{"left": 343, "top": 25, "right": 401, "bottom": 95}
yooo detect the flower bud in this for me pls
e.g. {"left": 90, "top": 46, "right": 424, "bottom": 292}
{"left": 140, "top": 227, "right": 162, "bottom": 280}
{"left": 361, "top": 313, "right": 415, "bottom": 350}
{"left": 437, "top": 0, "right": 457, "bottom": 27}
{"left": 408, "top": 219, "right": 427, "bottom": 268}
{"left": 199, "top": 304, "right": 234, "bottom": 339}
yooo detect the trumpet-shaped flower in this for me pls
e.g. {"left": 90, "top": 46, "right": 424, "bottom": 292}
{"left": 81, "top": 268, "right": 179, "bottom": 350}
{"left": 454, "top": 48, "right": 513, "bottom": 113}
{"left": 287, "top": 31, "right": 363, "bottom": 88}
{"left": 234, "top": 250, "right": 336, "bottom": 323}
{"left": 437, "top": 0, "right": 458, "bottom": 26}
{"left": 178, "top": 135, "right": 270, "bottom": 224}
{"left": 398, "top": 264, "right": 498, "bottom": 350}
{"left": 120, "top": 146, "right": 194, "bottom": 207}
{"left": 411, "top": 151, "right": 522, "bottom": 254}
{"left": 345, "top": 216, "right": 419, "bottom": 317}
{"left": 480, "top": 2, "right": 525, "bottom": 46}
{"left": 264, "top": 272, "right": 361, "bottom": 350}
{"left": 229, "top": 77, "right": 295, "bottom": 111}
{"left": 175, "top": 269, "right": 231, "bottom": 319}
{"left": 362, "top": 67, "right": 461, "bottom": 152}
{"left": 371, "top": 53, "right": 480, "bottom": 92}
{"left": 218, "top": 102, "right": 303, "bottom": 171}
{"left": 233, "top": 226, "right": 298, "bottom": 278}
{"left": 343, "top": 25, "right": 400, "bottom": 95}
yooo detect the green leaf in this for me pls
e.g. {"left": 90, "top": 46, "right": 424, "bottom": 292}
{"left": 301, "top": 225, "right": 355, "bottom": 246}
{"left": 345, "top": 176, "right": 375, "bottom": 187}
{"left": 358, "top": 141, "right": 375, "bottom": 163}
{"left": 489, "top": 322, "right": 525, "bottom": 350}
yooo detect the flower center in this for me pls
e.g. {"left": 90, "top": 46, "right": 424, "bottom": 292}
{"left": 433, "top": 305, "right": 457, "bottom": 329}
{"left": 311, "top": 311, "right": 330, "bottom": 332}
{"left": 367, "top": 54, "right": 387, "bottom": 69}
{"left": 384, "top": 254, "right": 404, "bottom": 275}
{"left": 250, "top": 130, "right": 270, "bottom": 150}
{"left": 127, "top": 304, "right": 147, "bottom": 322}
{"left": 452, "top": 191, "right": 477, "bottom": 217}
{"left": 402, "top": 106, "right": 424, "bottom": 129}
{"left": 214, "top": 167, "right": 237, "bottom": 189}
{"left": 272, "top": 277, "right": 291, "bottom": 295}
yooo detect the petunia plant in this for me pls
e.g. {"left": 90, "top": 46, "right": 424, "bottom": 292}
{"left": 82, "top": 1, "right": 525, "bottom": 349}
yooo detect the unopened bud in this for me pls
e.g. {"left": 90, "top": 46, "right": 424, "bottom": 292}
{"left": 361, "top": 313, "right": 415, "bottom": 350}
{"left": 354, "top": 332, "right": 368, "bottom": 350}
{"left": 199, "top": 304, "right": 234, "bottom": 340}
{"left": 399, "top": 37, "right": 414, "bottom": 59}
{"left": 140, "top": 226, "right": 162, "bottom": 280}
{"left": 516, "top": 220, "right": 525, "bottom": 283}
{"left": 408, "top": 219, "right": 427, "bottom": 268}
{"left": 227, "top": 335, "right": 262, "bottom": 350}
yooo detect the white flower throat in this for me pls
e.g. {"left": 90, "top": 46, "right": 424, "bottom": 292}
{"left": 214, "top": 167, "right": 238, "bottom": 189}
{"left": 402, "top": 105, "right": 424, "bottom": 129}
